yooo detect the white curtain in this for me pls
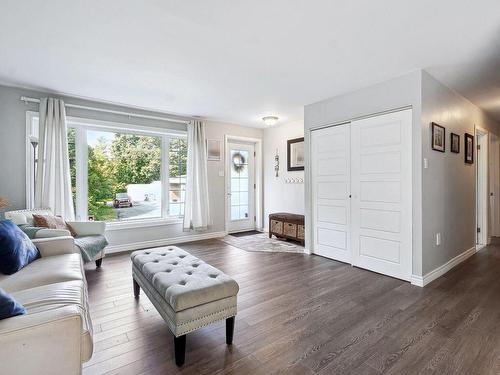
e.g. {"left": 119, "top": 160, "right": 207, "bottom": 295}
{"left": 183, "top": 120, "right": 211, "bottom": 230}
{"left": 34, "top": 98, "right": 75, "bottom": 220}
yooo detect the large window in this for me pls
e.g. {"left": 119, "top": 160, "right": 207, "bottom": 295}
{"left": 28, "top": 113, "right": 187, "bottom": 223}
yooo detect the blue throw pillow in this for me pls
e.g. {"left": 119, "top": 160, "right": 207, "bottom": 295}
{"left": 0, "top": 220, "right": 40, "bottom": 275}
{"left": 0, "top": 288, "right": 26, "bottom": 320}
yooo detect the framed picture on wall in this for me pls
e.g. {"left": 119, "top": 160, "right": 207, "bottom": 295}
{"left": 287, "top": 137, "right": 305, "bottom": 171}
{"left": 431, "top": 122, "right": 445, "bottom": 152}
{"left": 206, "top": 139, "right": 221, "bottom": 161}
{"left": 465, "top": 133, "right": 474, "bottom": 164}
{"left": 450, "top": 133, "right": 460, "bottom": 153}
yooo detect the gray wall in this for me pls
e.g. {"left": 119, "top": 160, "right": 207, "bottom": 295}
{"left": 0, "top": 84, "right": 263, "bottom": 250}
{"left": 304, "top": 70, "right": 500, "bottom": 278}
{"left": 421, "top": 71, "right": 500, "bottom": 274}
{"left": 304, "top": 71, "right": 423, "bottom": 275}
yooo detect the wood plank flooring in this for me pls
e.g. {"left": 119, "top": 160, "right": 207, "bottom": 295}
{"left": 83, "top": 238, "right": 500, "bottom": 375}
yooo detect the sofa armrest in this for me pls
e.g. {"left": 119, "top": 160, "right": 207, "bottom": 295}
{"left": 32, "top": 236, "right": 77, "bottom": 257}
{"left": 34, "top": 228, "right": 72, "bottom": 238}
{"left": 66, "top": 221, "right": 106, "bottom": 236}
{"left": 0, "top": 306, "right": 83, "bottom": 375}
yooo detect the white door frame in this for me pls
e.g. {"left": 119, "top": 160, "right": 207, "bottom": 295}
{"left": 489, "top": 133, "right": 500, "bottom": 237}
{"left": 475, "top": 126, "right": 489, "bottom": 248}
{"left": 224, "top": 135, "right": 263, "bottom": 233}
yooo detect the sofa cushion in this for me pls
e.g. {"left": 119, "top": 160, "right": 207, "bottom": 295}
{"left": 0, "top": 253, "right": 83, "bottom": 294}
{"left": 32, "top": 214, "right": 77, "bottom": 236}
{"left": 11, "top": 280, "right": 93, "bottom": 361}
{"left": 0, "top": 288, "right": 26, "bottom": 320}
{"left": 131, "top": 246, "right": 239, "bottom": 312}
{"left": 0, "top": 220, "right": 40, "bottom": 275}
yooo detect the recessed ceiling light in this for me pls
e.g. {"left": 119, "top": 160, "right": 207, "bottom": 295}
{"left": 262, "top": 116, "right": 279, "bottom": 126}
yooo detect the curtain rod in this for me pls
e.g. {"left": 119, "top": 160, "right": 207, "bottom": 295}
{"left": 20, "top": 96, "right": 190, "bottom": 124}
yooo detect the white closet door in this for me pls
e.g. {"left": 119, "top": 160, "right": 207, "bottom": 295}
{"left": 311, "top": 123, "right": 351, "bottom": 263}
{"left": 350, "top": 109, "right": 412, "bottom": 281}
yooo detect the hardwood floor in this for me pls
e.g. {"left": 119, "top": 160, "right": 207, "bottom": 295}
{"left": 83, "top": 238, "right": 500, "bottom": 375}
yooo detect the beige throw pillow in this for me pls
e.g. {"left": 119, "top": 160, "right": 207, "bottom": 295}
{"left": 32, "top": 214, "right": 77, "bottom": 237}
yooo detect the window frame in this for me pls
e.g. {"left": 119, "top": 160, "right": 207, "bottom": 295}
{"left": 26, "top": 112, "right": 187, "bottom": 228}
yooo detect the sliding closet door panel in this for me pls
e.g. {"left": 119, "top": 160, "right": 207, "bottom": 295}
{"left": 351, "top": 109, "right": 412, "bottom": 281}
{"left": 311, "top": 123, "right": 351, "bottom": 263}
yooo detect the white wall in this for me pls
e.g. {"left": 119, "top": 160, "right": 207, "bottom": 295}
{"left": 263, "top": 120, "right": 305, "bottom": 230}
{"left": 421, "top": 71, "right": 500, "bottom": 274}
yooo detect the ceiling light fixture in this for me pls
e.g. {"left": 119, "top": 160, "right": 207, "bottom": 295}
{"left": 262, "top": 116, "right": 279, "bottom": 126}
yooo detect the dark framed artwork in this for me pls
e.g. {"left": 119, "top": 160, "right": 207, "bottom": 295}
{"left": 450, "top": 133, "right": 460, "bottom": 153}
{"left": 464, "top": 133, "right": 474, "bottom": 164}
{"left": 431, "top": 122, "right": 445, "bottom": 152}
{"left": 287, "top": 137, "right": 304, "bottom": 171}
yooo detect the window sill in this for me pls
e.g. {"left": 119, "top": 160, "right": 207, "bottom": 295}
{"left": 105, "top": 218, "right": 183, "bottom": 231}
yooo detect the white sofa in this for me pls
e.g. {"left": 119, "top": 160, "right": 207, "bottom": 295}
{"left": 5, "top": 208, "right": 106, "bottom": 267}
{"left": 0, "top": 236, "right": 93, "bottom": 375}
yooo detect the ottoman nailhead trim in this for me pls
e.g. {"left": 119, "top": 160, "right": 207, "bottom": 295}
{"left": 178, "top": 306, "right": 237, "bottom": 327}
{"left": 176, "top": 307, "right": 237, "bottom": 336}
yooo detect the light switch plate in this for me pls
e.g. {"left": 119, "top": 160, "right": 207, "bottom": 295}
{"left": 218, "top": 170, "right": 224, "bottom": 177}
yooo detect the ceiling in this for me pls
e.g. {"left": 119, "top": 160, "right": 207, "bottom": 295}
{"left": 1, "top": 0, "right": 499, "bottom": 127}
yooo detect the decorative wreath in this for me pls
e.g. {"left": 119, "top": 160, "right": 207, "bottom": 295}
{"left": 232, "top": 152, "right": 246, "bottom": 173}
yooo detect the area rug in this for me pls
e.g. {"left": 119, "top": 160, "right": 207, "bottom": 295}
{"left": 221, "top": 232, "right": 304, "bottom": 253}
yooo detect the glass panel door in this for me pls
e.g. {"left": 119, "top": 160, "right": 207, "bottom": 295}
{"left": 227, "top": 142, "right": 255, "bottom": 232}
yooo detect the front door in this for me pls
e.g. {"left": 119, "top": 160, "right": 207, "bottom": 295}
{"left": 227, "top": 142, "right": 255, "bottom": 233}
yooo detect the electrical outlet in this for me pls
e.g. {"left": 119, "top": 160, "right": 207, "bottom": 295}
{"left": 423, "top": 158, "right": 428, "bottom": 169}
{"left": 436, "top": 233, "right": 441, "bottom": 246}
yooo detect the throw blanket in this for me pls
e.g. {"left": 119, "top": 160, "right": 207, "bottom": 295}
{"left": 18, "top": 225, "right": 107, "bottom": 263}
{"left": 18, "top": 224, "right": 43, "bottom": 239}
{"left": 75, "top": 235, "right": 108, "bottom": 263}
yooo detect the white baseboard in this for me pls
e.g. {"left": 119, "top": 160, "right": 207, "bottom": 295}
{"left": 106, "top": 231, "right": 227, "bottom": 254}
{"left": 411, "top": 246, "right": 476, "bottom": 287}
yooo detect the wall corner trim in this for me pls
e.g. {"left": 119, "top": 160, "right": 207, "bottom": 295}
{"left": 411, "top": 246, "right": 476, "bottom": 287}
{"left": 105, "top": 231, "right": 227, "bottom": 254}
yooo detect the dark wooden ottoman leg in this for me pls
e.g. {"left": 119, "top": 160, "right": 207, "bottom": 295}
{"left": 226, "top": 316, "right": 235, "bottom": 345}
{"left": 95, "top": 258, "right": 103, "bottom": 268}
{"left": 174, "top": 335, "right": 186, "bottom": 366}
{"left": 133, "top": 279, "right": 140, "bottom": 298}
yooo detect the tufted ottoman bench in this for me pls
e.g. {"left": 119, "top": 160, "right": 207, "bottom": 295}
{"left": 131, "top": 246, "right": 239, "bottom": 366}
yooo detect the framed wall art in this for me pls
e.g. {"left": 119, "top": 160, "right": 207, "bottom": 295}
{"left": 207, "top": 139, "right": 221, "bottom": 161}
{"left": 450, "top": 133, "right": 460, "bottom": 153}
{"left": 464, "top": 133, "right": 474, "bottom": 164}
{"left": 431, "top": 122, "right": 445, "bottom": 152}
{"left": 287, "top": 137, "right": 304, "bottom": 171}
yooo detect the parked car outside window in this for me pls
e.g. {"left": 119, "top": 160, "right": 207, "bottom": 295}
{"left": 114, "top": 193, "right": 133, "bottom": 208}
